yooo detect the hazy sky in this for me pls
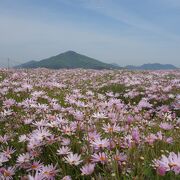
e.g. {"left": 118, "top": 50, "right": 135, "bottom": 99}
{"left": 0, "top": 0, "right": 180, "bottom": 67}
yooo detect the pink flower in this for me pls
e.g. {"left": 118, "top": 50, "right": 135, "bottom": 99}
{"left": 113, "top": 150, "right": 127, "bottom": 163}
{"left": 146, "top": 134, "right": 157, "bottom": 145}
{"left": 159, "top": 123, "right": 173, "bottom": 130}
{"left": 0, "top": 153, "right": 8, "bottom": 165}
{"left": 91, "top": 152, "right": 108, "bottom": 164}
{"left": 61, "top": 176, "right": 72, "bottom": 180}
{"left": 0, "top": 135, "right": 9, "bottom": 144}
{"left": 41, "top": 164, "right": 59, "bottom": 180}
{"left": 16, "top": 153, "right": 31, "bottom": 165}
{"left": 33, "top": 127, "right": 52, "bottom": 141}
{"left": 61, "top": 138, "right": 71, "bottom": 146}
{"left": 27, "top": 161, "right": 43, "bottom": 171}
{"left": 132, "top": 128, "right": 140, "bottom": 143}
{"left": 64, "top": 153, "right": 82, "bottom": 166}
{"left": 57, "top": 146, "right": 71, "bottom": 155}
{"left": 61, "top": 125, "right": 75, "bottom": 135}
{"left": 127, "top": 115, "right": 134, "bottom": 124}
{"left": 19, "top": 135, "right": 27, "bottom": 142}
{"left": 166, "top": 137, "right": 173, "bottom": 144}
{"left": 0, "top": 166, "right": 16, "bottom": 179}
{"left": 87, "top": 131, "right": 101, "bottom": 142}
{"left": 2, "top": 146, "right": 16, "bottom": 159}
{"left": 138, "top": 99, "right": 152, "bottom": 109}
{"left": 91, "top": 138, "right": 109, "bottom": 149}
{"left": 3, "top": 99, "right": 16, "bottom": 108}
{"left": 153, "top": 155, "right": 170, "bottom": 176}
{"left": 156, "top": 131, "right": 163, "bottom": 140}
{"left": 168, "top": 152, "right": 180, "bottom": 175}
{"left": 156, "top": 166, "right": 167, "bottom": 176}
{"left": 92, "top": 112, "right": 108, "bottom": 119}
{"left": 152, "top": 152, "right": 180, "bottom": 175}
{"left": 28, "top": 171, "right": 46, "bottom": 180}
{"left": 80, "top": 163, "right": 95, "bottom": 175}
{"left": 102, "top": 123, "right": 120, "bottom": 133}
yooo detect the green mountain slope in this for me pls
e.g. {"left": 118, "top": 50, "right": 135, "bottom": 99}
{"left": 16, "top": 51, "right": 119, "bottom": 69}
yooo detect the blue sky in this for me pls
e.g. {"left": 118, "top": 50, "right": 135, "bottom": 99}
{"left": 0, "top": 0, "right": 180, "bottom": 67}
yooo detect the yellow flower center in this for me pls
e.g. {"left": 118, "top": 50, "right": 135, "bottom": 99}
{"left": 168, "top": 163, "right": 177, "bottom": 167}
{"left": 4, "top": 171, "right": 11, "bottom": 177}
{"left": 32, "top": 164, "right": 38, "bottom": 169}
{"left": 100, "top": 156, "right": 106, "bottom": 161}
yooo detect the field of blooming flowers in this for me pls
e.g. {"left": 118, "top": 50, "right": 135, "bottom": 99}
{"left": 0, "top": 68, "right": 180, "bottom": 180}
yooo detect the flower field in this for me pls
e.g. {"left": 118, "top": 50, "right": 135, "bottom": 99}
{"left": 0, "top": 68, "right": 180, "bottom": 180}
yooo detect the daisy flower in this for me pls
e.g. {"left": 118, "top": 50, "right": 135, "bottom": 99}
{"left": 57, "top": 146, "right": 71, "bottom": 155}
{"left": 102, "top": 123, "right": 120, "bottom": 133}
{"left": 159, "top": 122, "right": 173, "bottom": 130}
{"left": 0, "top": 166, "right": 15, "bottom": 179}
{"left": 27, "top": 161, "right": 43, "bottom": 172}
{"left": 80, "top": 163, "right": 95, "bottom": 175}
{"left": 41, "top": 164, "right": 59, "bottom": 180}
{"left": 91, "top": 138, "right": 109, "bottom": 149}
{"left": 91, "top": 152, "right": 108, "bottom": 164}
{"left": 2, "top": 146, "right": 16, "bottom": 159}
{"left": 64, "top": 153, "right": 82, "bottom": 166}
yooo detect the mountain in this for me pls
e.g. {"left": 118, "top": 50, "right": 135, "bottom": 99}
{"left": 125, "top": 63, "right": 177, "bottom": 70}
{"left": 16, "top": 51, "right": 120, "bottom": 70}
{"left": 110, "top": 63, "right": 120, "bottom": 67}
{"left": 16, "top": 60, "right": 37, "bottom": 68}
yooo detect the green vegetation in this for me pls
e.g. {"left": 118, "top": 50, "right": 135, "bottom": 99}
{"left": 16, "top": 51, "right": 120, "bottom": 70}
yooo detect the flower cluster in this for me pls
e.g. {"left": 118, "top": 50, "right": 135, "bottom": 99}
{"left": 153, "top": 152, "right": 180, "bottom": 175}
{"left": 0, "top": 68, "right": 179, "bottom": 179}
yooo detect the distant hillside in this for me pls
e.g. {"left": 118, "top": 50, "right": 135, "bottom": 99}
{"left": 110, "top": 63, "right": 121, "bottom": 67}
{"left": 16, "top": 51, "right": 120, "bottom": 70}
{"left": 17, "top": 60, "right": 37, "bottom": 68}
{"left": 125, "top": 63, "right": 177, "bottom": 70}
